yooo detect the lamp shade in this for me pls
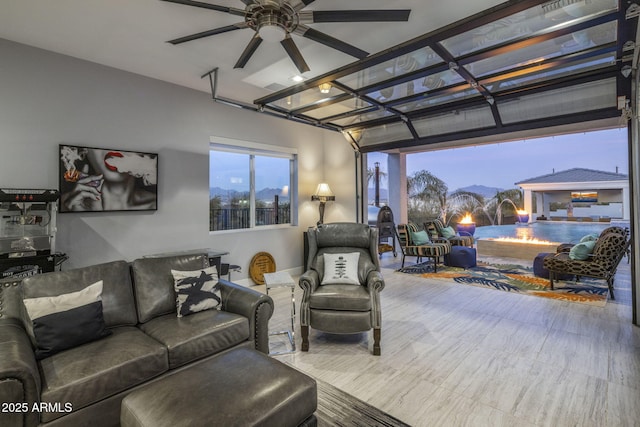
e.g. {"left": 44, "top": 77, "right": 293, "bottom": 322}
{"left": 312, "top": 183, "right": 335, "bottom": 202}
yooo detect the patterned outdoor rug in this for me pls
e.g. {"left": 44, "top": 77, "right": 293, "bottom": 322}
{"left": 398, "top": 261, "right": 609, "bottom": 306}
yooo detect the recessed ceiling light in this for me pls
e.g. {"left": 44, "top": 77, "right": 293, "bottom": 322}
{"left": 291, "top": 75, "right": 305, "bottom": 82}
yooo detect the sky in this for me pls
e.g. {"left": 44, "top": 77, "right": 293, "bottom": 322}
{"left": 368, "top": 127, "right": 629, "bottom": 192}
{"left": 209, "top": 151, "right": 290, "bottom": 192}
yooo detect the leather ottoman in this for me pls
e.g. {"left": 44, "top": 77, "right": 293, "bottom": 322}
{"left": 121, "top": 347, "right": 317, "bottom": 427}
{"left": 444, "top": 246, "right": 477, "bottom": 269}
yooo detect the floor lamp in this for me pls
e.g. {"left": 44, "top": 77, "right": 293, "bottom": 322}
{"left": 311, "top": 183, "right": 335, "bottom": 225}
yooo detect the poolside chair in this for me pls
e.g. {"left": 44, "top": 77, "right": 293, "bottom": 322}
{"left": 556, "top": 226, "right": 630, "bottom": 262}
{"left": 424, "top": 218, "right": 474, "bottom": 247}
{"left": 397, "top": 223, "right": 451, "bottom": 271}
{"left": 543, "top": 231, "right": 630, "bottom": 300}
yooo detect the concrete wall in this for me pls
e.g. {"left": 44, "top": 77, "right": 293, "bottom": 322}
{"left": 0, "top": 39, "right": 356, "bottom": 278}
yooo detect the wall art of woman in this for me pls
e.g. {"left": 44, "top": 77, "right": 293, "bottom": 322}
{"left": 59, "top": 144, "right": 157, "bottom": 212}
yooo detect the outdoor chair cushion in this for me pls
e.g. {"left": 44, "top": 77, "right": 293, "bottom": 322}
{"left": 569, "top": 240, "right": 596, "bottom": 260}
{"left": 410, "top": 230, "right": 431, "bottom": 245}
{"left": 424, "top": 219, "right": 474, "bottom": 247}
{"left": 440, "top": 226, "right": 456, "bottom": 238}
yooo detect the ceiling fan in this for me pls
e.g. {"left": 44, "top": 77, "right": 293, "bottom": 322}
{"left": 162, "top": 0, "right": 411, "bottom": 73}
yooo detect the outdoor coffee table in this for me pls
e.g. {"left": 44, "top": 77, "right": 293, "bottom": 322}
{"left": 263, "top": 271, "right": 296, "bottom": 354}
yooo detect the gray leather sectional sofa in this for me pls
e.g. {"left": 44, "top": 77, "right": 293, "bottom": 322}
{"left": 0, "top": 253, "right": 277, "bottom": 427}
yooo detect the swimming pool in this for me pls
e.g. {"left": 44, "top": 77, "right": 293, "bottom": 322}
{"left": 474, "top": 221, "right": 609, "bottom": 243}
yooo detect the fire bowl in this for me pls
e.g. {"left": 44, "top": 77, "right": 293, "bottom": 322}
{"left": 456, "top": 223, "right": 476, "bottom": 237}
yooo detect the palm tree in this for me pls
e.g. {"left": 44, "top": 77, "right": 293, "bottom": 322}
{"left": 407, "top": 170, "right": 448, "bottom": 221}
{"left": 367, "top": 165, "right": 388, "bottom": 206}
{"left": 407, "top": 170, "right": 486, "bottom": 224}
{"left": 366, "top": 167, "right": 388, "bottom": 185}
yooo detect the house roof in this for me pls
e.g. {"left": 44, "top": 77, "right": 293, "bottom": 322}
{"left": 516, "top": 168, "right": 628, "bottom": 185}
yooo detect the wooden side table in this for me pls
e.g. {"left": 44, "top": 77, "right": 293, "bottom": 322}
{"left": 263, "top": 271, "right": 296, "bottom": 354}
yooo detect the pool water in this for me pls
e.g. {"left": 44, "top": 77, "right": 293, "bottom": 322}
{"left": 473, "top": 222, "right": 609, "bottom": 243}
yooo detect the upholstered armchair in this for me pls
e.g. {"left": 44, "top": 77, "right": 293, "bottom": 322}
{"left": 299, "top": 223, "right": 385, "bottom": 355}
{"left": 543, "top": 231, "right": 629, "bottom": 300}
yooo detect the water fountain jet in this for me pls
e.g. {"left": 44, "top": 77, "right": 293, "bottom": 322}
{"left": 495, "top": 198, "right": 528, "bottom": 225}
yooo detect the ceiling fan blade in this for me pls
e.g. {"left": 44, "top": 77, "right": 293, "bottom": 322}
{"left": 234, "top": 34, "right": 263, "bottom": 69}
{"left": 301, "top": 10, "right": 411, "bottom": 23}
{"left": 168, "top": 23, "right": 248, "bottom": 45}
{"left": 281, "top": 35, "right": 310, "bottom": 73}
{"left": 160, "top": 0, "right": 245, "bottom": 17}
{"left": 293, "top": 0, "right": 316, "bottom": 12}
{"left": 298, "top": 26, "right": 368, "bottom": 59}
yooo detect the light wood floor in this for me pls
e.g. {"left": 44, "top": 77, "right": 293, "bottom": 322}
{"left": 261, "top": 254, "right": 640, "bottom": 427}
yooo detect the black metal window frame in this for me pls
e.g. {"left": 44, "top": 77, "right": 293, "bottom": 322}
{"left": 253, "top": 0, "right": 636, "bottom": 152}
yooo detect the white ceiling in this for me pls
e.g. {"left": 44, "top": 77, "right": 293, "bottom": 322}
{"left": 0, "top": 0, "right": 505, "bottom": 104}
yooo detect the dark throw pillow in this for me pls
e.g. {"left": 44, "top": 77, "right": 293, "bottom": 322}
{"left": 171, "top": 266, "right": 221, "bottom": 317}
{"left": 23, "top": 281, "right": 112, "bottom": 360}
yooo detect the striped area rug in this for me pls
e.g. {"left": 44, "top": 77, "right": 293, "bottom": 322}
{"left": 316, "top": 378, "right": 410, "bottom": 426}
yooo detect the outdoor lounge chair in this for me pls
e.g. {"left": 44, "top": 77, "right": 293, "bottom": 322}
{"left": 543, "top": 231, "right": 630, "bottom": 300}
{"left": 556, "top": 226, "right": 631, "bottom": 263}
{"left": 424, "top": 218, "right": 474, "bottom": 247}
{"left": 397, "top": 223, "right": 451, "bottom": 271}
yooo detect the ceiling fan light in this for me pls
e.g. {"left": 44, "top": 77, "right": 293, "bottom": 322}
{"left": 259, "top": 25, "right": 286, "bottom": 42}
{"left": 319, "top": 83, "right": 332, "bottom": 93}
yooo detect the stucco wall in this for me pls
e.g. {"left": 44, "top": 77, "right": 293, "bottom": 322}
{"left": 0, "top": 39, "right": 356, "bottom": 278}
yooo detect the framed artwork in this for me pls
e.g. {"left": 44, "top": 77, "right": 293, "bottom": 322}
{"left": 59, "top": 144, "right": 158, "bottom": 212}
{"left": 571, "top": 191, "right": 598, "bottom": 203}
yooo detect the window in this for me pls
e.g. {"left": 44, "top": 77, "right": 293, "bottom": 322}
{"left": 209, "top": 138, "right": 297, "bottom": 231}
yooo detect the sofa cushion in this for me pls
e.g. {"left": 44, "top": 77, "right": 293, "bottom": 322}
{"left": 38, "top": 326, "right": 168, "bottom": 424}
{"left": 309, "top": 284, "right": 371, "bottom": 311}
{"left": 132, "top": 254, "right": 208, "bottom": 323}
{"left": 22, "top": 260, "right": 137, "bottom": 328}
{"left": 171, "top": 266, "right": 221, "bottom": 317}
{"left": 24, "top": 280, "right": 111, "bottom": 359}
{"left": 139, "top": 310, "right": 250, "bottom": 369}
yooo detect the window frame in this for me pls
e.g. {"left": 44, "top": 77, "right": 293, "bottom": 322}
{"left": 209, "top": 136, "right": 298, "bottom": 233}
